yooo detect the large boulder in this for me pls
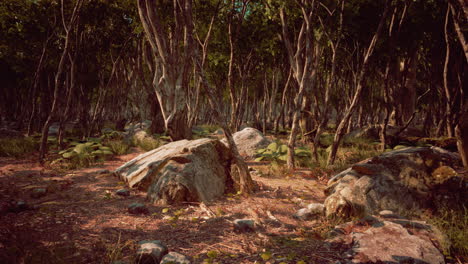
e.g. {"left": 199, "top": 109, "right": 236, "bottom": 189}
{"left": 328, "top": 214, "right": 446, "bottom": 264}
{"left": 115, "top": 138, "right": 232, "bottom": 204}
{"left": 222, "top": 127, "right": 271, "bottom": 157}
{"left": 324, "top": 147, "right": 465, "bottom": 218}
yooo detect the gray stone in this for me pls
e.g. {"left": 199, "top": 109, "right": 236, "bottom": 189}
{"left": 10, "top": 201, "right": 29, "bottom": 213}
{"left": 135, "top": 240, "right": 168, "bottom": 264}
{"left": 233, "top": 219, "right": 255, "bottom": 232}
{"left": 379, "top": 210, "right": 404, "bottom": 219}
{"left": 115, "top": 138, "right": 233, "bottom": 205}
{"left": 116, "top": 189, "right": 130, "bottom": 197}
{"left": 324, "top": 147, "right": 464, "bottom": 218}
{"left": 222, "top": 127, "right": 271, "bottom": 157}
{"left": 96, "top": 169, "right": 111, "bottom": 175}
{"left": 128, "top": 203, "right": 149, "bottom": 215}
{"left": 160, "top": 252, "right": 191, "bottom": 264}
{"left": 30, "top": 188, "right": 47, "bottom": 198}
{"left": 294, "top": 203, "right": 324, "bottom": 220}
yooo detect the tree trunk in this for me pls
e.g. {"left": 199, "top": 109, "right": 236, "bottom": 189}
{"left": 328, "top": 0, "right": 391, "bottom": 165}
{"left": 443, "top": 5, "right": 455, "bottom": 137}
{"left": 39, "top": 0, "right": 83, "bottom": 162}
{"left": 455, "top": 102, "right": 468, "bottom": 170}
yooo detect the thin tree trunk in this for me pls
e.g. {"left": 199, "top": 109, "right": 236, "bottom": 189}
{"left": 328, "top": 0, "right": 391, "bottom": 165}
{"left": 443, "top": 5, "right": 454, "bottom": 137}
{"left": 39, "top": 0, "right": 83, "bottom": 162}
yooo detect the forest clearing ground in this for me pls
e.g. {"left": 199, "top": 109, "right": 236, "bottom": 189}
{"left": 0, "top": 148, "right": 346, "bottom": 264}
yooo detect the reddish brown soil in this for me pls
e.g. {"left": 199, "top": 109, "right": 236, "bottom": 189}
{"left": 0, "top": 149, "right": 345, "bottom": 264}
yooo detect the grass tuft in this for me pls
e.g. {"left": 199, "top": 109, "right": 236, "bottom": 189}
{"left": 105, "top": 139, "right": 130, "bottom": 155}
{"left": 0, "top": 137, "right": 38, "bottom": 158}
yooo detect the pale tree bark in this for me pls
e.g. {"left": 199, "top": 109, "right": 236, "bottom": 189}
{"left": 280, "top": 1, "right": 318, "bottom": 169}
{"left": 137, "top": 0, "right": 194, "bottom": 140}
{"left": 443, "top": 5, "right": 455, "bottom": 137}
{"left": 39, "top": 0, "right": 83, "bottom": 162}
{"left": 328, "top": 0, "right": 391, "bottom": 165}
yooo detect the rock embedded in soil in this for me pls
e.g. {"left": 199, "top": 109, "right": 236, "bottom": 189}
{"left": 294, "top": 203, "right": 324, "bottom": 220}
{"left": 10, "top": 200, "right": 29, "bottom": 213}
{"left": 378, "top": 210, "right": 404, "bottom": 219}
{"left": 30, "top": 188, "right": 47, "bottom": 198}
{"left": 128, "top": 203, "right": 149, "bottom": 215}
{"left": 328, "top": 215, "right": 446, "bottom": 264}
{"left": 324, "top": 147, "right": 464, "bottom": 218}
{"left": 135, "top": 240, "right": 168, "bottom": 264}
{"left": 115, "top": 138, "right": 233, "bottom": 205}
{"left": 116, "top": 189, "right": 130, "bottom": 197}
{"left": 233, "top": 219, "right": 255, "bottom": 232}
{"left": 160, "top": 252, "right": 191, "bottom": 264}
{"left": 96, "top": 169, "right": 111, "bottom": 175}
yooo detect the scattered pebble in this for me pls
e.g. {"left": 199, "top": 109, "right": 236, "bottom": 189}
{"left": 116, "top": 189, "right": 130, "bottom": 197}
{"left": 128, "top": 203, "right": 149, "bottom": 215}
{"left": 379, "top": 210, "right": 404, "bottom": 219}
{"left": 160, "top": 252, "right": 191, "bottom": 264}
{"left": 233, "top": 219, "right": 255, "bottom": 232}
{"left": 294, "top": 203, "right": 324, "bottom": 220}
{"left": 30, "top": 188, "right": 47, "bottom": 198}
{"left": 136, "top": 240, "right": 168, "bottom": 264}
{"left": 96, "top": 169, "right": 111, "bottom": 175}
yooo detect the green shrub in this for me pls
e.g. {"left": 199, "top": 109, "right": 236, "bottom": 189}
{"left": 255, "top": 141, "right": 312, "bottom": 167}
{"left": 105, "top": 139, "right": 130, "bottom": 155}
{"left": 53, "top": 141, "right": 113, "bottom": 168}
{"left": 199, "top": 124, "right": 220, "bottom": 134}
{"left": 0, "top": 137, "right": 38, "bottom": 158}
{"left": 134, "top": 137, "right": 161, "bottom": 151}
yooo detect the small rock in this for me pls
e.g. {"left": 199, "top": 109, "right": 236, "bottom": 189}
{"left": 96, "top": 169, "right": 111, "bottom": 175}
{"left": 116, "top": 189, "right": 130, "bottom": 197}
{"left": 233, "top": 219, "right": 255, "bottom": 232}
{"left": 307, "top": 203, "right": 325, "bottom": 214}
{"left": 160, "top": 252, "right": 191, "bottom": 264}
{"left": 11, "top": 201, "right": 29, "bottom": 213}
{"left": 128, "top": 203, "right": 149, "bottom": 215}
{"left": 379, "top": 210, "right": 404, "bottom": 219}
{"left": 135, "top": 240, "right": 168, "bottom": 264}
{"left": 294, "top": 203, "right": 324, "bottom": 220}
{"left": 30, "top": 188, "right": 47, "bottom": 198}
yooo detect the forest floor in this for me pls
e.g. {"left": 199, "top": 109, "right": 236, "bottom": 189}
{"left": 0, "top": 147, "right": 349, "bottom": 264}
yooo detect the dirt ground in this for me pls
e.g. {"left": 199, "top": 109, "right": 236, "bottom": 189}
{"left": 0, "top": 149, "right": 347, "bottom": 264}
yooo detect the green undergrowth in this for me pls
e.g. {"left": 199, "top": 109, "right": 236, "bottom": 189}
{"left": 133, "top": 134, "right": 168, "bottom": 152}
{"left": 423, "top": 206, "right": 468, "bottom": 261}
{"left": 0, "top": 137, "right": 38, "bottom": 158}
{"left": 193, "top": 124, "right": 221, "bottom": 138}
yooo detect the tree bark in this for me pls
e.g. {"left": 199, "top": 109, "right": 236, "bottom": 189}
{"left": 328, "top": 0, "right": 391, "bottom": 165}
{"left": 455, "top": 102, "right": 468, "bottom": 170}
{"left": 39, "top": 0, "right": 83, "bottom": 162}
{"left": 137, "top": 0, "right": 194, "bottom": 141}
{"left": 443, "top": 5, "right": 454, "bottom": 137}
